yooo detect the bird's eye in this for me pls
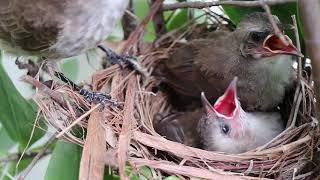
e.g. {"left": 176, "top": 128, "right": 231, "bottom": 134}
{"left": 221, "top": 124, "right": 230, "bottom": 134}
{"left": 250, "top": 31, "right": 269, "bottom": 42}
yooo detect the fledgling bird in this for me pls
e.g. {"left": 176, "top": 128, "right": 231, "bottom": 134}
{"left": 0, "top": 0, "right": 145, "bottom": 104}
{"left": 198, "top": 77, "right": 284, "bottom": 154}
{"left": 159, "top": 12, "right": 302, "bottom": 111}
{"left": 154, "top": 110, "right": 202, "bottom": 147}
{"left": 0, "top": 0, "right": 128, "bottom": 59}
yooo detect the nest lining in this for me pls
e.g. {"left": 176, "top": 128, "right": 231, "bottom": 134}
{"left": 32, "top": 25, "right": 320, "bottom": 179}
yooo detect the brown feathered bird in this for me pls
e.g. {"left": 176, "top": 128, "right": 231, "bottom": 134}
{"left": 154, "top": 110, "right": 202, "bottom": 147}
{"left": 159, "top": 12, "right": 302, "bottom": 111}
{"left": 0, "top": 0, "right": 128, "bottom": 59}
{"left": 198, "top": 77, "right": 284, "bottom": 153}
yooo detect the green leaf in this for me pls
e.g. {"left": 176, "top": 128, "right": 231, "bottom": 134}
{"left": 164, "top": 176, "right": 181, "bottom": 180}
{"left": 296, "top": 3, "right": 306, "bottom": 54}
{"left": 0, "top": 51, "right": 46, "bottom": 147}
{"left": 223, "top": 3, "right": 298, "bottom": 27}
{"left": 104, "top": 167, "right": 120, "bottom": 180}
{"left": 0, "top": 126, "right": 15, "bottom": 156}
{"left": 166, "top": 9, "right": 188, "bottom": 31}
{"left": 126, "top": 165, "right": 153, "bottom": 180}
{"left": 135, "top": 0, "right": 156, "bottom": 41}
{"left": 222, "top": 6, "right": 260, "bottom": 25}
{"left": 60, "top": 58, "right": 80, "bottom": 82}
{"left": 0, "top": 157, "right": 33, "bottom": 180}
{"left": 45, "top": 140, "right": 82, "bottom": 180}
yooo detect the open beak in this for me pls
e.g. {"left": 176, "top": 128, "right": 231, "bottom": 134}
{"left": 201, "top": 92, "right": 215, "bottom": 115}
{"left": 201, "top": 77, "right": 239, "bottom": 119}
{"left": 262, "top": 34, "right": 304, "bottom": 57}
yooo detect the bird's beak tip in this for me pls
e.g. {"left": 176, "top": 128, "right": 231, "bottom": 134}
{"left": 226, "top": 77, "right": 238, "bottom": 95}
{"left": 201, "top": 92, "right": 215, "bottom": 115}
{"left": 211, "top": 78, "right": 239, "bottom": 118}
{"left": 296, "top": 51, "right": 304, "bottom": 58}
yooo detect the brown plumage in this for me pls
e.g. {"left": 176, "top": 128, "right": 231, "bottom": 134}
{"left": 0, "top": 0, "right": 128, "bottom": 59}
{"left": 154, "top": 110, "right": 202, "bottom": 147}
{"left": 158, "top": 12, "right": 302, "bottom": 111}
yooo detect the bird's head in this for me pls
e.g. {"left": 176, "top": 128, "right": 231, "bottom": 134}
{"left": 235, "top": 12, "right": 303, "bottom": 59}
{"left": 200, "top": 77, "right": 251, "bottom": 153}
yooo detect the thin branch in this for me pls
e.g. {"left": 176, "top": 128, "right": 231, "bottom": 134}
{"left": 260, "top": 0, "right": 289, "bottom": 46}
{"left": 292, "top": 15, "right": 302, "bottom": 82}
{"left": 22, "top": 75, "right": 67, "bottom": 107}
{"left": 162, "top": 0, "right": 296, "bottom": 11}
{"left": 22, "top": 75, "right": 83, "bottom": 117}
{"left": 17, "top": 133, "right": 57, "bottom": 180}
{"left": 0, "top": 151, "right": 51, "bottom": 163}
{"left": 121, "top": 0, "right": 164, "bottom": 53}
{"left": 150, "top": 0, "right": 167, "bottom": 38}
{"left": 56, "top": 104, "right": 101, "bottom": 138}
{"left": 121, "top": 0, "right": 138, "bottom": 40}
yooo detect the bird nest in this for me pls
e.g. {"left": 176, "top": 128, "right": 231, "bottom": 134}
{"left": 31, "top": 27, "right": 320, "bottom": 179}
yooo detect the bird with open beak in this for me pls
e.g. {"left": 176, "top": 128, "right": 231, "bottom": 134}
{"left": 159, "top": 12, "right": 303, "bottom": 111}
{"left": 198, "top": 77, "right": 284, "bottom": 153}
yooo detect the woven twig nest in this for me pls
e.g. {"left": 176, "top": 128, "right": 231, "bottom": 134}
{"left": 33, "top": 26, "right": 320, "bottom": 179}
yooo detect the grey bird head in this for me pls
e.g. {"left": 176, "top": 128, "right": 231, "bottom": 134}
{"left": 234, "top": 12, "right": 302, "bottom": 59}
{"left": 198, "top": 77, "right": 284, "bottom": 154}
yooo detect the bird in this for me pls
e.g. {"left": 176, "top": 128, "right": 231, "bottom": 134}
{"left": 158, "top": 12, "right": 303, "bottom": 111}
{"left": 0, "top": 0, "right": 149, "bottom": 104}
{"left": 0, "top": 0, "right": 129, "bottom": 60}
{"left": 198, "top": 77, "right": 284, "bottom": 154}
{"left": 153, "top": 109, "right": 202, "bottom": 147}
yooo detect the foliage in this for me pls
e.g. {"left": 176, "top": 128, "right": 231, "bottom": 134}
{"left": 45, "top": 141, "right": 82, "bottom": 180}
{"left": 0, "top": 51, "right": 46, "bottom": 148}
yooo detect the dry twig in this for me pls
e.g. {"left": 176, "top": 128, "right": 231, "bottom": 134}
{"left": 118, "top": 76, "right": 137, "bottom": 180}
{"left": 150, "top": 0, "right": 167, "bottom": 38}
{"left": 18, "top": 133, "right": 57, "bottom": 180}
{"left": 162, "top": 0, "right": 296, "bottom": 11}
{"left": 22, "top": 75, "right": 67, "bottom": 109}
{"left": 0, "top": 151, "right": 51, "bottom": 163}
{"left": 130, "top": 158, "right": 265, "bottom": 180}
{"left": 122, "top": 0, "right": 164, "bottom": 53}
{"left": 260, "top": 0, "right": 289, "bottom": 46}
{"left": 79, "top": 111, "right": 106, "bottom": 180}
{"left": 56, "top": 104, "right": 101, "bottom": 138}
{"left": 121, "top": 0, "right": 138, "bottom": 40}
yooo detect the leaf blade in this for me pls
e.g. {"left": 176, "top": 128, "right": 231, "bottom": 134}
{"left": 0, "top": 51, "right": 46, "bottom": 147}
{"left": 45, "top": 140, "right": 82, "bottom": 180}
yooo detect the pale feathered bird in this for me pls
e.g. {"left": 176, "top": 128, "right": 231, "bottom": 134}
{"left": 0, "top": 0, "right": 129, "bottom": 59}
{"left": 198, "top": 77, "right": 284, "bottom": 154}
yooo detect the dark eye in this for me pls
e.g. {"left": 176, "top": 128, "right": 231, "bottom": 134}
{"left": 221, "top": 124, "right": 230, "bottom": 134}
{"left": 250, "top": 31, "right": 269, "bottom": 42}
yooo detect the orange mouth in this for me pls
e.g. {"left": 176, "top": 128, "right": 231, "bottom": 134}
{"left": 262, "top": 34, "right": 303, "bottom": 57}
